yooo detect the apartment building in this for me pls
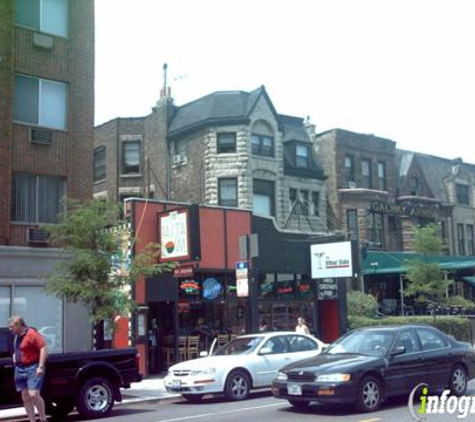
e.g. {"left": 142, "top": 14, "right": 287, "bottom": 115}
{"left": 0, "top": 0, "right": 94, "bottom": 351}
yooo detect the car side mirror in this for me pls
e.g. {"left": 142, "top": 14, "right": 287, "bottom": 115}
{"left": 260, "top": 347, "right": 273, "bottom": 355}
{"left": 199, "top": 351, "right": 209, "bottom": 358}
{"left": 390, "top": 346, "right": 406, "bottom": 357}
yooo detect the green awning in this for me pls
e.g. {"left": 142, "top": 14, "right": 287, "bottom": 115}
{"left": 362, "top": 251, "right": 475, "bottom": 275}
{"left": 463, "top": 277, "right": 475, "bottom": 287}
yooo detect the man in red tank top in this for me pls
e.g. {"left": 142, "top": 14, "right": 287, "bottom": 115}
{"left": 10, "top": 316, "right": 48, "bottom": 422}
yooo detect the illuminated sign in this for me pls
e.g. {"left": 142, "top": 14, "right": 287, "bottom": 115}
{"left": 159, "top": 209, "right": 190, "bottom": 261}
{"left": 202, "top": 278, "right": 222, "bottom": 300}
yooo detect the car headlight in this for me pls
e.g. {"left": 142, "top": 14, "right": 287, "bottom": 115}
{"left": 316, "top": 373, "right": 351, "bottom": 382}
{"left": 190, "top": 368, "right": 216, "bottom": 376}
{"left": 276, "top": 372, "right": 288, "bottom": 381}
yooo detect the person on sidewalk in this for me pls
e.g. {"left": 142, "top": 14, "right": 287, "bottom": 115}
{"left": 295, "top": 317, "right": 311, "bottom": 335}
{"left": 9, "top": 316, "right": 48, "bottom": 422}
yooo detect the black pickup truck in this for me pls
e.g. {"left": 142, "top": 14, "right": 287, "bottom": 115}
{"left": 0, "top": 328, "right": 142, "bottom": 420}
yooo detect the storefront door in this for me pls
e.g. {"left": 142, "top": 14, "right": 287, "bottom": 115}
{"left": 148, "top": 301, "right": 175, "bottom": 374}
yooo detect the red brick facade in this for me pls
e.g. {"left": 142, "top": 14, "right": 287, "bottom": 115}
{"left": 0, "top": 0, "right": 94, "bottom": 246}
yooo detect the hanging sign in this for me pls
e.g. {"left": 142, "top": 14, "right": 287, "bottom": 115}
{"left": 317, "top": 278, "right": 338, "bottom": 300}
{"left": 311, "top": 241, "right": 353, "bottom": 279}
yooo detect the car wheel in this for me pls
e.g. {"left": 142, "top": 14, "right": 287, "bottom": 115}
{"left": 76, "top": 376, "right": 114, "bottom": 419}
{"left": 355, "top": 376, "right": 383, "bottom": 413}
{"left": 46, "top": 397, "right": 75, "bottom": 420}
{"left": 288, "top": 399, "right": 310, "bottom": 410}
{"left": 450, "top": 365, "right": 468, "bottom": 396}
{"left": 225, "top": 370, "right": 250, "bottom": 401}
{"left": 183, "top": 394, "right": 204, "bottom": 403}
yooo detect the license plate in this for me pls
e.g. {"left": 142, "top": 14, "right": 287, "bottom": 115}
{"left": 171, "top": 379, "right": 181, "bottom": 389}
{"left": 287, "top": 384, "right": 302, "bottom": 396}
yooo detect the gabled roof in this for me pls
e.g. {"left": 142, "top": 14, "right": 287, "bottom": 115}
{"left": 168, "top": 85, "right": 279, "bottom": 137}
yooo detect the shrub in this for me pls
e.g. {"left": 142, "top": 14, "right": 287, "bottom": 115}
{"left": 347, "top": 291, "right": 378, "bottom": 318}
{"left": 348, "top": 315, "right": 472, "bottom": 343}
{"left": 443, "top": 295, "right": 475, "bottom": 309}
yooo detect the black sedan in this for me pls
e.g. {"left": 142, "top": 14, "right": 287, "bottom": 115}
{"left": 272, "top": 325, "right": 475, "bottom": 412}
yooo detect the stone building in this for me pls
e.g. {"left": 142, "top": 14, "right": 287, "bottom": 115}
{"left": 94, "top": 86, "right": 328, "bottom": 233}
{"left": 0, "top": 0, "right": 94, "bottom": 350}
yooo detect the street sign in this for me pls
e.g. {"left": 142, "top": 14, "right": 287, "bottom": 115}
{"left": 235, "top": 261, "right": 249, "bottom": 297}
{"left": 317, "top": 278, "right": 338, "bottom": 300}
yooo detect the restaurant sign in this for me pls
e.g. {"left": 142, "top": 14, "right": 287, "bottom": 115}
{"left": 370, "top": 201, "right": 435, "bottom": 218}
{"left": 317, "top": 278, "right": 338, "bottom": 300}
{"left": 159, "top": 209, "right": 190, "bottom": 261}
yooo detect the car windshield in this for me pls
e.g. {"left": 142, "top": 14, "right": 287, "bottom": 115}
{"left": 214, "top": 336, "right": 264, "bottom": 356}
{"left": 326, "top": 330, "right": 395, "bottom": 357}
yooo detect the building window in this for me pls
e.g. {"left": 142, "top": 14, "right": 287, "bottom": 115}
{"left": 367, "top": 212, "right": 383, "bottom": 246}
{"left": 312, "top": 192, "right": 320, "bottom": 216}
{"left": 456, "top": 184, "right": 470, "bottom": 205}
{"left": 361, "top": 159, "right": 372, "bottom": 189}
{"left": 253, "top": 179, "right": 275, "bottom": 216}
{"left": 388, "top": 215, "right": 397, "bottom": 232}
{"left": 467, "top": 225, "right": 475, "bottom": 256}
{"left": 218, "top": 178, "right": 238, "bottom": 207}
{"left": 13, "top": 74, "right": 67, "bottom": 130}
{"left": 15, "top": 0, "right": 69, "bottom": 37}
{"left": 122, "top": 141, "right": 141, "bottom": 174}
{"left": 344, "top": 155, "right": 355, "bottom": 187}
{"left": 410, "top": 177, "right": 420, "bottom": 196}
{"left": 296, "top": 144, "right": 310, "bottom": 168}
{"left": 347, "top": 209, "right": 359, "bottom": 242}
{"left": 12, "top": 174, "right": 65, "bottom": 224}
{"left": 299, "top": 190, "right": 309, "bottom": 216}
{"left": 377, "top": 162, "right": 387, "bottom": 191}
{"left": 457, "top": 223, "right": 466, "bottom": 255}
{"left": 251, "top": 134, "right": 274, "bottom": 157}
{"left": 93, "top": 147, "right": 106, "bottom": 182}
{"left": 289, "top": 188, "right": 297, "bottom": 209}
{"left": 217, "top": 133, "right": 236, "bottom": 154}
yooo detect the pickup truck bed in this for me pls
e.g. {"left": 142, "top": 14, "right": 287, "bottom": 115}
{"left": 0, "top": 328, "right": 142, "bottom": 420}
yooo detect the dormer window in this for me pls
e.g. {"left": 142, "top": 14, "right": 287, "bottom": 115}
{"left": 296, "top": 144, "right": 310, "bottom": 168}
{"left": 251, "top": 134, "right": 274, "bottom": 157}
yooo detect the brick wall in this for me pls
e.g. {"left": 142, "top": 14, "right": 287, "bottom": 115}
{"left": 2, "top": 0, "right": 95, "bottom": 246}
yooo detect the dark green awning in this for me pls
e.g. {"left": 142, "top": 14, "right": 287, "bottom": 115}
{"left": 463, "top": 277, "right": 475, "bottom": 287}
{"left": 362, "top": 251, "right": 475, "bottom": 275}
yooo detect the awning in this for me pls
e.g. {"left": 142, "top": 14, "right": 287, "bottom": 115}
{"left": 463, "top": 277, "right": 475, "bottom": 287}
{"left": 362, "top": 251, "right": 475, "bottom": 275}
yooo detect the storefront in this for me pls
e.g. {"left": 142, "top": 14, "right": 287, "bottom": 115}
{"left": 125, "top": 199, "right": 349, "bottom": 375}
{"left": 0, "top": 246, "right": 91, "bottom": 353}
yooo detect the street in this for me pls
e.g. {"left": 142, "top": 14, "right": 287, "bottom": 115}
{"left": 36, "top": 383, "right": 475, "bottom": 422}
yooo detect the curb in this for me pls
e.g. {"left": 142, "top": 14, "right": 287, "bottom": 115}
{"left": 0, "top": 393, "right": 181, "bottom": 422}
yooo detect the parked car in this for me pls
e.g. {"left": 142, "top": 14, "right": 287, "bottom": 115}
{"left": 0, "top": 327, "right": 142, "bottom": 420}
{"left": 164, "top": 332, "right": 326, "bottom": 402}
{"left": 272, "top": 325, "right": 475, "bottom": 412}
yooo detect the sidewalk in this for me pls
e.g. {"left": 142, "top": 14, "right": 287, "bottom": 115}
{"left": 0, "top": 375, "right": 177, "bottom": 421}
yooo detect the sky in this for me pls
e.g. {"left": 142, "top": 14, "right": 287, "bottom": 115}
{"left": 95, "top": 0, "right": 475, "bottom": 163}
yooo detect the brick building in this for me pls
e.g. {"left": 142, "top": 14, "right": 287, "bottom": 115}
{"left": 316, "top": 129, "right": 475, "bottom": 258}
{"left": 94, "top": 86, "right": 328, "bottom": 233}
{"left": 0, "top": 0, "right": 94, "bottom": 351}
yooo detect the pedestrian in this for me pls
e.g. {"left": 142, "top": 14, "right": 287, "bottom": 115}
{"left": 295, "top": 317, "right": 311, "bottom": 335}
{"left": 259, "top": 319, "right": 269, "bottom": 332}
{"left": 9, "top": 316, "right": 48, "bottom": 422}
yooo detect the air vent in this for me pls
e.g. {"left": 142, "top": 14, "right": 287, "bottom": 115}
{"left": 28, "top": 228, "right": 50, "bottom": 246}
{"left": 30, "top": 128, "right": 52, "bottom": 145}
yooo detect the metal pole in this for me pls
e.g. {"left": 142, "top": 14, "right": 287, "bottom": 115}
{"left": 399, "top": 273, "right": 405, "bottom": 316}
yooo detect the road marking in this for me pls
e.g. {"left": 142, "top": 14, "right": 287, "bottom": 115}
{"left": 155, "top": 402, "right": 285, "bottom": 422}
{"left": 358, "top": 419, "right": 381, "bottom": 422}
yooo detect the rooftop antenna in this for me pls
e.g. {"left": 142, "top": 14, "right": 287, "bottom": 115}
{"left": 163, "top": 63, "right": 168, "bottom": 89}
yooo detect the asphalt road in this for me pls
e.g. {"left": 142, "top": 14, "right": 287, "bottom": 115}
{"left": 46, "top": 385, "right": 475, "bottom": 422}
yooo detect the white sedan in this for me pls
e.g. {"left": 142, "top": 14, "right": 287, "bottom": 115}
{"left": 164, "top": 332, "right": 326, "bottom": 402}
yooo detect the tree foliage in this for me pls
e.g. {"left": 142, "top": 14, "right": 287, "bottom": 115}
{"left": 405, "top": 224, "right": 452, "bottom": 304}
{"left": 44, "top": 199, "right": 176, "bottom": 323}
{"left": 347, "top": 291, "right": 378, "bottom": 317}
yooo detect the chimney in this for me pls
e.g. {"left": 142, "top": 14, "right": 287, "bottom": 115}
{"left": 156, "top": 63, "right": 173, "bottom": 106}
{"left": 304, "top": 115, "right": 316, "bottom": 140}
